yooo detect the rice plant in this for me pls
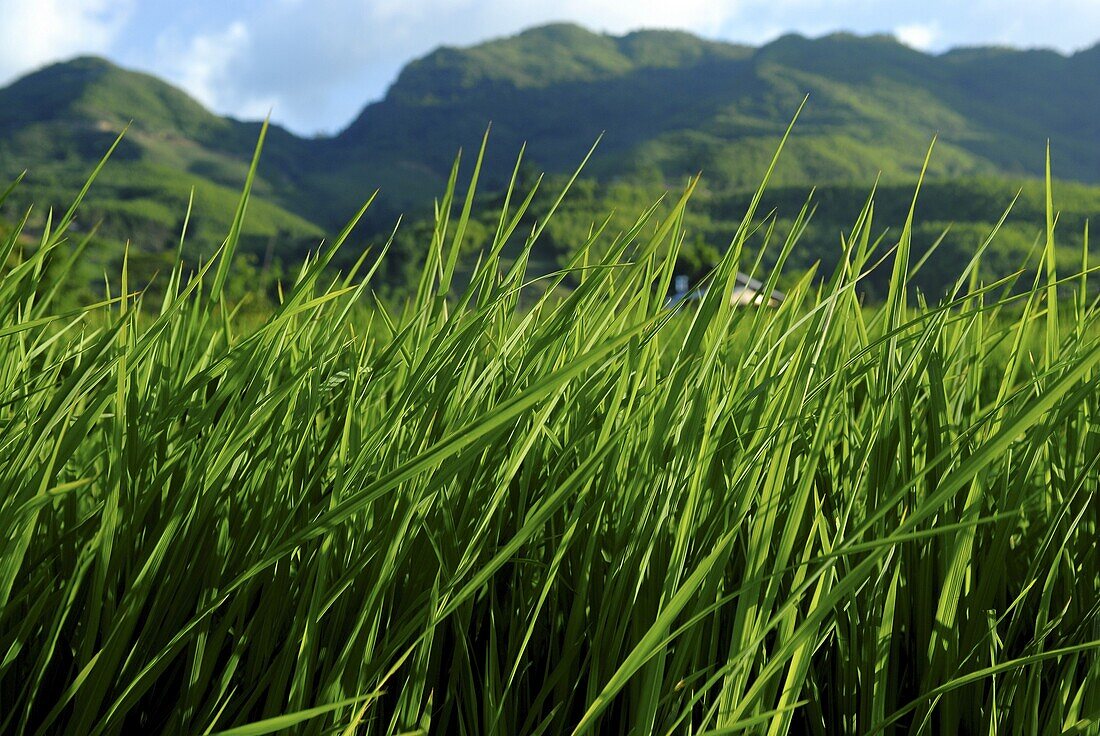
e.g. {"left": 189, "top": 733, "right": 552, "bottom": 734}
{"left": 1, "top": 123, "right": 1098, "bottom": 735}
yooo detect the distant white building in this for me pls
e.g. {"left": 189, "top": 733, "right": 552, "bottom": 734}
{"left": 668, "top": 273, "right": 785, "bottom": 308}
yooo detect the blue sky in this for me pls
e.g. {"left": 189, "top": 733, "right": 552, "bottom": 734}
{"left": 1, "top": 0, "right": 1098, "bottom": 135}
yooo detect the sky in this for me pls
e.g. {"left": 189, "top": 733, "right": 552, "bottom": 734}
{"left": 0, "top": 0, "right": 1098, "bottom": 135}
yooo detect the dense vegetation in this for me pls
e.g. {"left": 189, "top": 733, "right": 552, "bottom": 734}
{"left": 396, "top": 169, "right": 1099, "bottom": 302}
{"left": 341, "top": 23, "right": 1100, "bottom": 196}
{"left": 1, "top": 125, "right": 1097, "bottom": 734}
{"left": 1, "top": 24, "right": 1099, "bottom": 297}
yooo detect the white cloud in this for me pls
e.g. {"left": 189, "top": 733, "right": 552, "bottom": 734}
{"left": 0, "top": 0, "right": 133, "bottom": 84}
{"left": 160, "top": 21, "right": 279, "bottom": 120}
{"left": 894, "top": 22, "right": 939, "bottom": 51}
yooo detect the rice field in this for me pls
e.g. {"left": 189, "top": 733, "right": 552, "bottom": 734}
{"left": 1, "top": 127, "right": 1098, "bottom": 735}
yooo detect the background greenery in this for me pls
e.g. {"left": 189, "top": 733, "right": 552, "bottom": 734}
{"left": 1, "top": 24, "right": 1098, "bottom": 300}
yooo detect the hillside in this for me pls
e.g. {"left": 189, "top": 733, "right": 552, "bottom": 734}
{"left": 0, "top": 24, "right": 1097, "bottom": 293}
{"left": 0, "top": 57, "right": 325, "bottom": 267}
{"left": 335, "top": 24, "right": 1100, "bottom": 207}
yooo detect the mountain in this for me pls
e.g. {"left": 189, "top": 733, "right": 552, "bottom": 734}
{"left": 0, "top": 24, "right": 1098, "bottom": 292}
{"left": 0, "top": 56, "right": 324, "bottom": 265}
{"left": 336, "top": 24, "right": 1100, "bottom": 204}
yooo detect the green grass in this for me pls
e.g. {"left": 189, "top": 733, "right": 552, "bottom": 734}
{"left": 1, "top": 127, "right": 1098, "bottom": 735}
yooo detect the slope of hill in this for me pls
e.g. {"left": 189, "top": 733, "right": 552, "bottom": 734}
{"left": 0, "top": 24, "right": 1097, "bottom": 294}
{"left": 336, "top": 24, "right": 1100, "bottom": 208}
{"left": 0, "top": 57, "right": 324, "bottom": 263}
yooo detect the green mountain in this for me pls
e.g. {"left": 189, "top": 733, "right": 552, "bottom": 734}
{"left": 0, "top": 24, "right": 1098, "bottom": 294}
{"left": 336, "top": 24, "right": 1100, "bottom": 203}
{"left": 0, "top": 57, "right": 323, "bottom": 265}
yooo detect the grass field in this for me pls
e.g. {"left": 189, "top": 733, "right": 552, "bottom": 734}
{"left": 1, "top": 126, "right": 1098, "bottom": 735}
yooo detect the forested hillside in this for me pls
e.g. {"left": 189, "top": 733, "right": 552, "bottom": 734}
{"left": 1, "top": 24, "right": 1097, "bottom": 297}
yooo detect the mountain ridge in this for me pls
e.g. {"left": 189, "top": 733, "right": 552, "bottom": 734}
{"left": 0, "top": 22, "right": 1097, "bottom": 292}
{"left": 334, "top": 23, "right": 1100, "bottom": 200}
{"left": 6, "top": 25, "right": 1098, "bottom": 149}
